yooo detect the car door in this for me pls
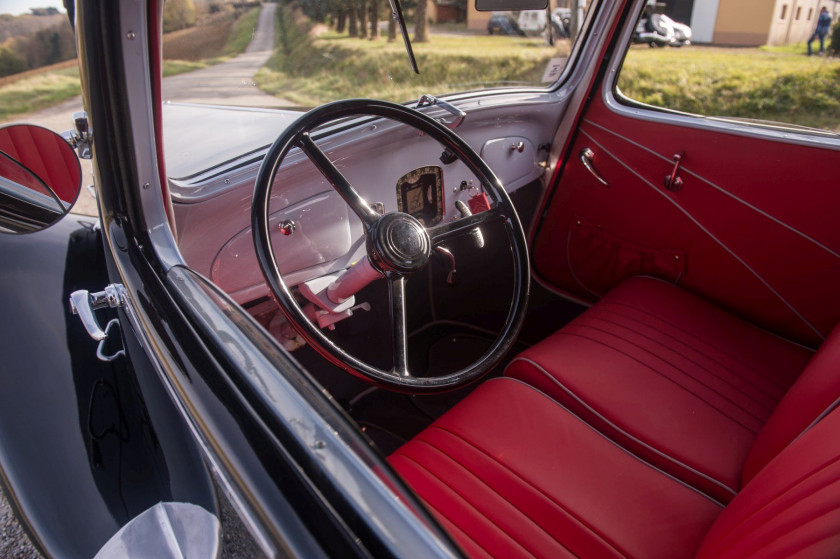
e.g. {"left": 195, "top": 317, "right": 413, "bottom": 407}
{"left": 532, "top": 0, "right": 840, "bottom": 348}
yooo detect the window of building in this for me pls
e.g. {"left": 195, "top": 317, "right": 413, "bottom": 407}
{"left": 795, "top": 6, "right": 802, "bottom": 20}
{"left": 780, "top": 4, "right": 788, "bottom": 19}
{"left": 808, "top": 8, "right": 814, "bottom": 20}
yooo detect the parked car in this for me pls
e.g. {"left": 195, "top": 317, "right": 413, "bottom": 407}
{"left": 486, "top": 13, "right": 525, "bottom": 35}
{"left": 1, "top": 0, "right": 838, "bottom": 557}
{"left": 518, "top": 9, "right": 570, "bottom": 39}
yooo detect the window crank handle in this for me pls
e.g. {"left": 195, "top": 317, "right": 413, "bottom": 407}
{"left": 580, "top": 148, "right": 609, "bottom": 187}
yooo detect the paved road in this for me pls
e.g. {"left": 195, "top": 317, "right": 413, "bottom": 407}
{"left": 0, "top": 5, "right": 280, "bottom": 557}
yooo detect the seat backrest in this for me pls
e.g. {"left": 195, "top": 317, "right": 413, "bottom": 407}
{"left": 741, "top": 325, "right": 840, "bottom": 486}
{"left": 697, "top": 400, "right": 840, "bottom": 558}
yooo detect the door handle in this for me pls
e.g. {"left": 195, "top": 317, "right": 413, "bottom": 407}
{"left": 580, "top": 148, "right": 609, "bottom": 187}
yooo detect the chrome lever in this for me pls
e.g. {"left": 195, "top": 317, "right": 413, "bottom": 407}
{"left": 70, "top": 284, "right": 126, "bottom": 341}
{"left": 416, "top": 94, "right": 466, "bottom": 130}
{"left": 580, "top": 148, "right": 609, "bottom": 187}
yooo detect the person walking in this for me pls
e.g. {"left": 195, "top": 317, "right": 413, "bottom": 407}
{"left": 808, "top": 7, "right": 832, "bottom": 56}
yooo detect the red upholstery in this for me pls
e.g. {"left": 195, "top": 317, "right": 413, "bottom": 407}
{"left": 390, "top": 378, "right": 840, "bottom": 558}
{"left": 742, "top": 324, "right": 840, "bottom": 486}
{"left": 697, "top": 399, "right": 840, "bottom": 558}
{"left": 389, "top": 378, "right": 723, "bottom": 558}
{"left": 505, "top": 276, "right": 814, "bottom": 502}
{"left": 0, "top": 124, "right": 80, "bottom": 204}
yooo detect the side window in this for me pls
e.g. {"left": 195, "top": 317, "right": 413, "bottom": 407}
{"left": 616, "top": 1, "right": 839, "bottom": 135}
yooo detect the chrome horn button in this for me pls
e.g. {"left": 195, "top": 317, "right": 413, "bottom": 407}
{"left": 368, "top": 213, "right": 431, "bottom": 275}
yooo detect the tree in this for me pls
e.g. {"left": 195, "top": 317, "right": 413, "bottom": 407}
{"left": 348, "top": 4, "right": 358, "bottom": 36}
{"left": 163, "top": 0, "right": 197, "bottom": 33}
{"left": 0, "top": 47, "right": 26, "bottom": 77}
{"left": 357, "top": 0, "right": 368, "bottom": 39}
{"left": 370, "top": 0, "right": 381, "bottom": 39}
{"left": 414, "top": 0, "right": 429, "bottom": 42}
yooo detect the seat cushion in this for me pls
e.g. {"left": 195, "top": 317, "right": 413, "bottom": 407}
{"left": 697, "top": 402, "right": 840, "bottom": 559}
{"left": 505, "top": 276, "right": 814, "bottom": 502}
{"left": 389, "top": 378, "right": 722, "bottom": 559}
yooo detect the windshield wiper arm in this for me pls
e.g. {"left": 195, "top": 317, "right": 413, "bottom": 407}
{"left": 388, "top": 0, "right": 419, "bottom": 74}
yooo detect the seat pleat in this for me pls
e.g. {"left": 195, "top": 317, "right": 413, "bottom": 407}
{"left": 393, "top": 436, "right": 585, "bottom": 559}
{"left": 560, "top": 323, "right": 771, "bottom": 428}
{"left": 585, "top": 307, "right": 786, "bottom": 404}
{"left": 506, "top": 277, "right": 815, "bottom": 502}
{"left": 390, "top": 379, "right": 722, "bottom": 559}
{"left": 390, "top": 452, "right": 556, "bottom": 559}
{"left": 599, "top": 300, "right": 797, "bottom": 396}
{"left": 697, "top": 407, "right": 840, "bottom": 559}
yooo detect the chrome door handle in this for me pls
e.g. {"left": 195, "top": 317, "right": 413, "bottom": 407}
{"left": 580, "top": 148, "right": 609, "bottom": 187}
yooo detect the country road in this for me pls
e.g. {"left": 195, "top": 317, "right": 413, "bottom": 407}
{"left": 0, "top": 5, "right": 286, "bottom": 557}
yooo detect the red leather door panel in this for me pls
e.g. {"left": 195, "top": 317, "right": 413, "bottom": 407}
{"left": 533, "top": 96, "right": 840, "bottom": 347}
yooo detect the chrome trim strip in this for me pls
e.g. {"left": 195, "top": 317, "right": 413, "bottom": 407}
{"left": 601, "top": 0, "right": 840, "bottom": 150}
{"left": 579, "top": 127, "right": 825, "bottom": 341}
{"left": 584, "top": 118, "right": 840, "bottom": 261}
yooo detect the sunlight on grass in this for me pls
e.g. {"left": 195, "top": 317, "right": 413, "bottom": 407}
{"left": 0, "top": 66, "right": 80, "bottom": 121}
{"left": 619, "top": 46, "right": 840, "bottom": 131}
{"left": 256, "top": 30, "right": 570, "bottom": 106}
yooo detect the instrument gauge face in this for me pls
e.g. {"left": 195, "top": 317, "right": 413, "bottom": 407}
{"left": 395, "top": 166, "right": 444, "bottom": 226}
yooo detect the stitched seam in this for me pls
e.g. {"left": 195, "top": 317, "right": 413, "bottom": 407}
{"left": 391, "top": 463, "right": 496, "bottom": 559}
{"left": 583, "top": 119, "right": 840, "bottom": 262}
{"left": 556, "top": 330, "right": 764, "bottom": 432}
{"left": 584, "top": 308, "right": 786, "bottom": 401}
{"left": 412, "top": 441, "right": 579, "bottom": 557}
{"left": 601, "top": 300, "right": 808, "bottom": 391}
{"left": 567, "top": 319, "right": 778, "bottom": 414}
{"left": 701, "top": 454, "right": 840, "bottom": 555}
{"left": 746, "top": 499, "right": 840, "bottom": 558}
{"left": 394, "top": 452, "right": 540, "bottom": 558}
{"left": 506, "top": 360, "right": 737, "bottom": 500}
{"left": 423, "top": 426, "right": 639, "bottom": 557}
{"left": 578, "top": 127, "right": 825, "bottom": 342}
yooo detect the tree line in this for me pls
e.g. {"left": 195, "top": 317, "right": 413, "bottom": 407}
{"left": 295, "top": 0, "right": 467, "bottom": 43}
{"left": 0, "top": 18, "right": 75, "bottom": 78}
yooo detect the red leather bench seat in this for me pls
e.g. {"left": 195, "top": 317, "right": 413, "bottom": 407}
{"left": 505, "top": 276, "right": 820, "bottom": 502}
{"left": 389, "top": 377, "right": 840, "bottom": 558}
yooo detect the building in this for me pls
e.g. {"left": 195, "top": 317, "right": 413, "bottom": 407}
{"left": 672, "top": 0, "right": 838, "bottom": 45}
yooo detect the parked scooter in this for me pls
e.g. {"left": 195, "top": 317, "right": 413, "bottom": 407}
{"left": 634, "top": 9, "right": 692, "bottom": 47}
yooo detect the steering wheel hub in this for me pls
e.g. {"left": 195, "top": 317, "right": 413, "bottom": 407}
{"left": 369, "top": 212, "right": 431, "bottom": 275}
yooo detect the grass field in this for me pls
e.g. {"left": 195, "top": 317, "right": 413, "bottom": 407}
{"left": 619, "top": 45, "right": 840, "bottom": 131}
{"left": 255, "top": 8, "right": 570, "bottom": 106}
{"left": 0, "top": 65, "right": 80, "bottom": 121}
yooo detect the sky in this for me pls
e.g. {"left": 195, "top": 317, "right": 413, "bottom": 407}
{"left": 0, "top": 0, "right": 66, "bottom": 16}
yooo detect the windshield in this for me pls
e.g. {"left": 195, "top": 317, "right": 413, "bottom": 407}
{"left": 252, "top": 4, "right": 578, "bottom": 106}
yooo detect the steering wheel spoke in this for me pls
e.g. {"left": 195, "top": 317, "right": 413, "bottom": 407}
{"left": 298, "top": 132, "right": 380, "bottom": 228}
{"left": 388, "top": 276, "right": 411, "bottom": 378}
{"left": 428, "top": 208, "right": 502, "bottom": 247}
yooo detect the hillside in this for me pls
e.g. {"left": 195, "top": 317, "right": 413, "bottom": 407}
{"left": 0, "top": 13, "right": 65, "bottom": 44}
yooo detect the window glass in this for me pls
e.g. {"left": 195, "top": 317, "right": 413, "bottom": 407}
{"left": 617, "top": 2, "right": 839, "bottom": 135}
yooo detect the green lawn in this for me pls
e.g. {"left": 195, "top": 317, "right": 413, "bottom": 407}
{"left": 618, "top": 45, "right": 840, "bottom": 131}
{"left": 0, "top": 66, "right": 80, "bottom": 121}
{"left": 255, "top": 8, "right": 570, "bottom": 106}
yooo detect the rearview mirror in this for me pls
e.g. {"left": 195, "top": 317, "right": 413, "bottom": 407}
{"left": 475, "top": 0, "right": 548, "bottom": 10}
{"left": 0, "top": 124, "right": 82, "bottom": 234}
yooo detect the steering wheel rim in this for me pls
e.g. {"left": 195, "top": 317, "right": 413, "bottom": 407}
{"left": 252, "top": 98, "right": 529, "bottom": 392}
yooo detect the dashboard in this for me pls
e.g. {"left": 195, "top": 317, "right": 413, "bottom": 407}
{"left": 164, "top": 97, "right": 560, "bottom": 304}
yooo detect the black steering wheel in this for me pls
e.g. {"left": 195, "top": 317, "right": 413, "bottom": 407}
{"left": 252, "top": 99, "right": 529, "bottom": 392}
